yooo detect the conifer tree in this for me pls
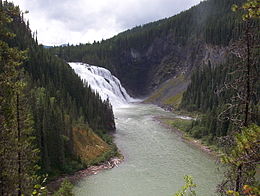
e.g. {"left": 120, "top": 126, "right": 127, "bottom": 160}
{"left": 0, "top": 1, "right": 38, "bottom": 194}
{"left": 218, "top": 1, "right": 260, "bottom": 194}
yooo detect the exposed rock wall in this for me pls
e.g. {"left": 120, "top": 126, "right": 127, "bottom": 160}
{"left": 114, "top": 35, "right": 228, "bottom": 97}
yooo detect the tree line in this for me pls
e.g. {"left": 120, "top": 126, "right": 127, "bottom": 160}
{"left": 180, "top": 0, "right": 260, "bottom": 194}
{"left": 0, "top": 1, "right": 115, "bottom": 195}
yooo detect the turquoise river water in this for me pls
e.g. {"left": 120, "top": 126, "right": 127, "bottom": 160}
{"left": 73, "top": 103, "right": 222, "bottom": 196}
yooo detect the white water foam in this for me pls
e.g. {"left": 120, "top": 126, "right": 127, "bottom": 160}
{"left": 69, "top": 62, "right": 137, "bottom": 108}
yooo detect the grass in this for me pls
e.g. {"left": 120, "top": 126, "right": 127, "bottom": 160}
{"left": 162, "top": 118, "right": 192, "bottom": 133}
{"left": 72, "top": 126, "right": 117, "bottom": 166}
{"left": 144, "top": 74, "right": 185, "bottom": 103}
{"left": 144, "top": 85, "right": 164, "bottom": 103}
{"left": 163, "top": 92, "right": 183, "bottom": 108}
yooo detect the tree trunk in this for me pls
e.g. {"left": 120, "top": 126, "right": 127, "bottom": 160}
{"left": 17, "top": 93, "right": 22, "bottom": 196}
{"left": 235, "top": 164, "right": 242, "bottom": 192}
{"left": 244, "top": 23, "right": 251, "bottom": 127}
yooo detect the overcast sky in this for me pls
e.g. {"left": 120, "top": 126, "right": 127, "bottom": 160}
{"left": 12, "top": 0, "right": 201, "bottom": 46}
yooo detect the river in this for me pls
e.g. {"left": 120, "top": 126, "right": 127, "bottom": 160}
{"left": 73, "top": 103, "right": 222, "bottom": 196}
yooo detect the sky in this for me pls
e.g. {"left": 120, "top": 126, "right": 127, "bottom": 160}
{"left": 12, "top": 0, "right": 202, "bottom": 46}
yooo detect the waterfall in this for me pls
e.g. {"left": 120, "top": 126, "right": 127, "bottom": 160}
{"left": 69, "top": 62, "right": 136, "bottom": 108}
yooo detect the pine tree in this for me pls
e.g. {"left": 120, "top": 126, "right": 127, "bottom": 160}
{"left": 0, "top": 2, "right": 38, "bottom": 194}
{"left": 218, "top": 1, "right": 260, "bottom": 194}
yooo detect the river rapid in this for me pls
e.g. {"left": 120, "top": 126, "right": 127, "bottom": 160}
{"left": 73, "top": 103, "right": 222, "bottom": 196}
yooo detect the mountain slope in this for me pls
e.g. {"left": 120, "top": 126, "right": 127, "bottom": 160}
{"left": 50, "top": 0, "right": 244, "bottom": 97}
{"left": 2, "top": 1, "right": 116, "bottom": 177}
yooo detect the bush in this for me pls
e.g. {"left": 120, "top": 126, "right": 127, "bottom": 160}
{"left": 189, "top": 126, "right": 206, "bottom": 139}
{"left": 53, "top": 179, "right": 74, "bottom": 196}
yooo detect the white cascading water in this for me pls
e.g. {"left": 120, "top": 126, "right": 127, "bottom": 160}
{"left": 69, "top": 62, "right": 136, "bottom": 108}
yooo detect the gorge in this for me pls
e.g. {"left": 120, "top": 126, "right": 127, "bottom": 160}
{"left": 1, "top": 0, "right": 258, "bottom": 195}
{"left": 70, "top": 63, "right": 222, "bottom": 196}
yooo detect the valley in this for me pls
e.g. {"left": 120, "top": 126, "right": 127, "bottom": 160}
{"left": 0, "top": 0, "right": 259, "bottom": 195}
{"left": 69, "top": 62, "right": 222, "bottom": 196}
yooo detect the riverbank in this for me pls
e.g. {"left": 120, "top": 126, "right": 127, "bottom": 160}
{"left": 47, "top": 129, "right": 123, "bottom": 193}
{"left": 154, "top": 116, "right": 220, "bottom": 158}
{"left": 47, "top": 156, "right": 123, "bottom": 193}
{"left": 72, "top": 103, "right": 222, "bottom": 196}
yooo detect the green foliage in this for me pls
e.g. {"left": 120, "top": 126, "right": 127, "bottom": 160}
{"left": 166, "top": 118, "right": 192, "bottom": 133}
{"left": 8, "top": 3, "right": 115, "bottom": 176}
{"left": 232, "top": 0, "right": 260, "bottom": 20}
{"left": 1, "top": 1, "right": 116, "bottom": 194}
{"left": 53, "top": 179, "right": 74, "bottom": 196}
{"left": 173, "top": 176, "right": 197, "bottom": 196}
{"left": 31, "top": 178, "right": 75, "bottom": 196}
{"left": 181, "top": 63, "right": 231, "bottom": 139}
{"left": 180, "top": 4, "right": 259, "bottom": 194}
{"left": 163, "top": 92, "right": 183, "bottom": 108}
{"left": 221, "top": 125, "right": 260, "bottom": 167}
{"left": 180, "top": 0, "right": 260, "bottom": 143}
{"left": 219, "top": 125, "right": 260, "bottom": 194}
{"left": 0, "top": 1, "right": 39, "bottom": 194}
{"left": 31, "top": 177, "right": 48, "bottom": 196}
{"left": 181, "top": 51, "right": 259, "bottom": 140}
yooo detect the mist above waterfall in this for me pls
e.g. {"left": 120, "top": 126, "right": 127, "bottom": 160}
{"left": 69, "top": 62, "right": 136, "bottom": 108}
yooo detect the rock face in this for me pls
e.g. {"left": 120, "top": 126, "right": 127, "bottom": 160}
{"left": 114, "top": 36, "right": 228, "bottom": 97}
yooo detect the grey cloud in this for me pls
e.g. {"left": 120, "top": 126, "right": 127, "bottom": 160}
{"left": 30, "top": 0, "right": 201, "bottom": 29}
{"left": 13, "top": 0, "right": 201, "bottom": 45}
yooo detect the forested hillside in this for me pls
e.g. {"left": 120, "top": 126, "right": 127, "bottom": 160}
{"left": 49, "top": 1, "right": 260, "bottom": 194}
{"left": 1, "top": 0, "right": 259, "bottom": 195}
{"left": 0, "top": 1, "right": 115, "bottom": 194}
{"left": 50, "top": 0, "right": 245, "bottom": 96}
{"left": 179, "top": 1, "right": 260, "bottom": 141}
{"left": 180, "top": 58, "right": 259, "bottom": 140}
{"left": 179, "top": 2, "right": 260, "bottom": 192}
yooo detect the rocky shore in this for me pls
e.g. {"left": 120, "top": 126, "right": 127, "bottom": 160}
{"left": 47, "top": 157, "right": 122, "bottom": 193}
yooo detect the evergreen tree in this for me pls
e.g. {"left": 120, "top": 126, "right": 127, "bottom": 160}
{"left": 219, "top": 1, "right": 260, "bottom": 194}
{"left": 180, "top": 1, "right": 259, "bottom": 194}
{"left": 0, "top": 1, "right": 38, "bottom": 194}
{"left": 1, "top": 0, "right": 115, "bottom": 178}
{"left": 219, "top": 125, "right": 260, "bottom": 195}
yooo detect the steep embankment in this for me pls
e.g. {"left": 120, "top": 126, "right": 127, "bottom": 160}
{"left": 4, "top": 1, "right": 116, "bottom": 176}
{"left": 72, "top": 126, "right": 112, "bottom": 165}
{"left": 68, "top": 62, "right": 139, "bottom": 164}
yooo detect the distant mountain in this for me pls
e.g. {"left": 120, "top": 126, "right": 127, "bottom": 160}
{"left": 43, "top": 44, "right": 68, "bottom": 48}
{"left": 43, "top": 45, "right": 53, "bottom": 48}
{"left": 59, "top": 43, "right": 69, "bottom": 47}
